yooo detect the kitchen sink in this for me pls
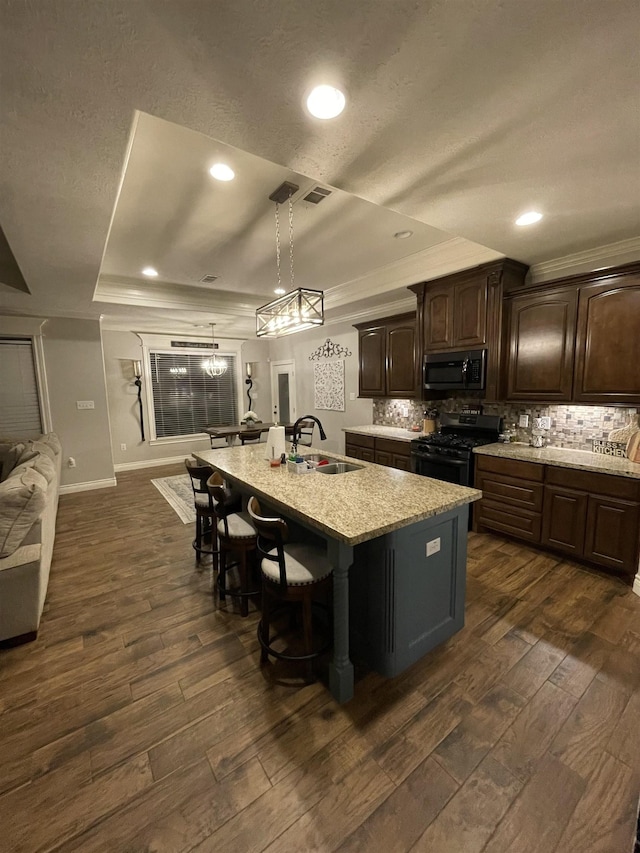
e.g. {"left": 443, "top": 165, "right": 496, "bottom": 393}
{"left": 315, "top": 462, "right": 363, "bottom": 475}
{"left": 301, "top": 454, "right": 341, "bottom": 465}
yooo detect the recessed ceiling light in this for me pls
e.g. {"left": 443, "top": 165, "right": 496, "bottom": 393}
{"left": 515, "top": 211, "right": 543, "bottom": 226}
{"left": 142, "top": 266, "right": 158, "bottom": 277}
{"left": 209, "top": 163, "right": 235, "bottom": 181}
{"left": 274, "top": 288, "right": 286, "bottom": 295}
{"left": 394, "top": 230, "right": 414, "bottom": 239}
{"left": 306, "top": 85, "right": 346, "bottom": 119}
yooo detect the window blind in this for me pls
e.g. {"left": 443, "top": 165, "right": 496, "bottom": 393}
{"left": 0, "top": 338, "right": 43, "bottom": 437}
{"left": 150, "top": 351, "right": 238, "bottom": 439}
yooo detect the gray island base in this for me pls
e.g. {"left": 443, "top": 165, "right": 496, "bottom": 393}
{"left": 194, "top": 444, "right": 480, "bottom": 703}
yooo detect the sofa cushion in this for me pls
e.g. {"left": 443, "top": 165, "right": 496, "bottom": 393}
{"left": 25, "top": 440, "right": 57, "bottom": 461}
{"left": 40, "top": 433, "right": 62, "bottom": 455}
{"left": 0, "top": 467, "right": 48, "bottom": 558}
{"left": 1, "top": 443, "right": 26, "bottom": 482}
{"left": 11, "top": 453, "right": 56, "bottom": 485}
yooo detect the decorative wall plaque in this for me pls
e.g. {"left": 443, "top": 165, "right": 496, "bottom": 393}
{"left": 308, "top": 338, "right": 352, "bottom": 360}
{"left": 591, "top": 439, "right": 627, "bottom": 457}
{"left": 314, "top": 360, "right": 345, "bottom": 411}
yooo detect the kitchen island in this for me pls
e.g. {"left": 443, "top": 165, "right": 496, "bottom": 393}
{"left": 194, "top": 444, "right": 480, "bottom": 703}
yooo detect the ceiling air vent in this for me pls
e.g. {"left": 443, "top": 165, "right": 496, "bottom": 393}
{"left": 303, "top": 186, "right": 332, "bottom": 204}
{"left": 200, "top": 274, "right": 218, "bottom": 283}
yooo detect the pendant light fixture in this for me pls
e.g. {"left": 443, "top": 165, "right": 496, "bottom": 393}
{"left": 256, "top": 181, "right": 324, "bottom": 338}
{"left": 201, "top": 323, "right": 227, "bottom": 377}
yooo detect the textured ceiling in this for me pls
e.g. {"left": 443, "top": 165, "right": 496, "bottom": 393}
{"left": 1, "top": 0, "right": 639, "bottom": 337}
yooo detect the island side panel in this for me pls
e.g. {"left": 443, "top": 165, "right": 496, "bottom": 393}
{"left": 327, "top": 539, "right": 355, "bottom": 704}
{"left": 349, "top": 505, "right": 468, "bottom": 678}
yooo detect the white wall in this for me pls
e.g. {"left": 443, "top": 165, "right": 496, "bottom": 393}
{"left": 267, "top": 321, "right": 372, "bottom": 455}
{"left": 0, "top": 315, "right": 115, "bottom": 487}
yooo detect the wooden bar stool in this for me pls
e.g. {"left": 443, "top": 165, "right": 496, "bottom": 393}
{"left": 207, "top": 476, "right": 259, "bottom": 617}
{"left": 185, "top": 459, "right": 218, "bottom": 567}
{"left": 247, "top": 496, "right": 333, "bottom": 680}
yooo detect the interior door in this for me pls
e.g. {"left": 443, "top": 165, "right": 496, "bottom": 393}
{"left": 270, "top": 360, "right": 296, "bottom": 425}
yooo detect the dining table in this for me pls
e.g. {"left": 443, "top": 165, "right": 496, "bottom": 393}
{"left": 205, "top": 422, "right": 295, "bottom": 447}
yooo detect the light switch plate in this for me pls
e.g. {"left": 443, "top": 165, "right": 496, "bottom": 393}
{"left": 76, "top": 400, "right": 95, "bottom": 410}
{"left": 519, "top": 414, "right": 529, "bottom": 428}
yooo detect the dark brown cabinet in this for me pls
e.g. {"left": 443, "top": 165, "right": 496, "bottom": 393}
{"left": 475, "top": 455, "right": 640, "bottom": 582}
{"left": 505, "top": 288, "right": 578, "bottom": 401}
{"left": 345, "top": 433, "right": 411, "bottom": 471}
{"left": 409, "top": 259, "right": 529, "bottom": 402}
{"left": 422, "top": 277, "right": 487, "bottom": 352}
{"left": 355, "top": 313, "right": 416, "bottom": 398}
{"left": 502, "top": 261, "right": 640, "bottom": 404}
{"left": 574, "top": 274, "right": 640, "bottom": 404}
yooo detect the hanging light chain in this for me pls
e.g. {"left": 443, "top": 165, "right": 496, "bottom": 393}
{"left": 288, "top": 193, "right": 295, "bottom": 290}
{"left": 274, "top": 202, "right": 282, "bottom": 291}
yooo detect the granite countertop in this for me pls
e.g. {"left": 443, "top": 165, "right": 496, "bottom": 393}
{"left": 474, "top": 442, "right": 640, "bottom": 480}
{"left": 343, "top": 424, "right": 423, "bottom": 443}
{"left": 194, "top": 444, "right": 480, "bottom": 546}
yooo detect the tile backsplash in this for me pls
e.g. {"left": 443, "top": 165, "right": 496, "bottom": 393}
{"left": 372, "top": 398, "right": 639, "bottom": 450}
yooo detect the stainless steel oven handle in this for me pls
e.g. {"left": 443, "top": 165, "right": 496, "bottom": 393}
{"left": 411, "top": 454, "right": 469, "bottom": 467}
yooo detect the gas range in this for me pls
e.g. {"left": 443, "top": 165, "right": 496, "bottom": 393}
{"left": 411, "top": 412, "right": 502, "bottom": 460}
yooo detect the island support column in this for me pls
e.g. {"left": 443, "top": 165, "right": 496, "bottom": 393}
{"left": 327, "top": 539, "right": 354, "bottom": 704}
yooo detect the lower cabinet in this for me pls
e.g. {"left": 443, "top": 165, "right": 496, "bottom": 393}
{"left": 345, "top": 432, "right": 411, "bottom": 471}
{"left": 475, "top": 455, "right": 640, "bottom": 581}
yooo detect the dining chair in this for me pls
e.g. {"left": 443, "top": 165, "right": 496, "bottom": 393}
{"left": 247, "top": 496, "right": 332, "bottom": 680}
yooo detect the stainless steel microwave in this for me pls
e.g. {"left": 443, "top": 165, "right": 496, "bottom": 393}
{"left": 423, "top": 349, "right": 486, "bottom": 391}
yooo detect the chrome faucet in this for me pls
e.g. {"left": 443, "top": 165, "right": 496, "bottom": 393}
{"left": 290, "top": 415, "right": 327, "bottom": 454}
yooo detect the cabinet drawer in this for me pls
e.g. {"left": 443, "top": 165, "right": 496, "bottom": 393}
{"left": 476, "top": 471, "right": 544, "bottom": 512}
{"left": 376, "top": 437, "right": 411, "bottom": 456}
{"left": 475, "top": 454, "right": 544, "bottom": 482}
{"left": 545, "top": 466, "right": 640, "bottom": 501}
{"left": 475, "top": 498, "right": 542, "bottom": 542}
{"left": 344, "top": 432, "right": 375, "bottom": 449}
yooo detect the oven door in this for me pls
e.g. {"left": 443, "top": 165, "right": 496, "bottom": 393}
{"left": 411, "top": 449, "right": 472, "bottom": 486}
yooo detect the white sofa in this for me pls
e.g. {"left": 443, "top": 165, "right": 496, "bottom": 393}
{"left": 0, "top": 433, "right": 61, "bottom": 644}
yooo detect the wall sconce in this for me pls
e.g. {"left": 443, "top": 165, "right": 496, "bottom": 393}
{"left": 245, "top": 362, "right": 254, "bottom": 410}
{"left": 132, "top": 359, "right": 145, "bottom": 441}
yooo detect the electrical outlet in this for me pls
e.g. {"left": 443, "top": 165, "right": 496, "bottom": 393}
{"left": 401, "top": 406, "right": 409, "bottom": 417}
{"left": 519, "top": 414, "right": 529, "bottom": 428}
{"left": 426, "top": 537, "right": 441, "bottom": 557}
{"left": 539, "top": 416, "right": 552, "bottom": 430}
{"left": 120, "top": 443, "right": 127, "bottom": 451}
{"left": 349, "top": 392, "right": 356, "bottom": 401}
{"left": 76, "top": 400, "right": 95, "bottom": 410}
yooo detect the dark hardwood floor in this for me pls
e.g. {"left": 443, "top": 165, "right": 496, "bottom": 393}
{"left": 1, "top": 463, "right": 638, "bottom": 852}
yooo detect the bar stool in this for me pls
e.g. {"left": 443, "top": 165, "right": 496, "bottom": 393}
{"left": 207, "top": 476, "right": 260, "bottom": 617}
{"left": 247, "top": 496, "right": 333, "bottom": 680}
{"left": 240, "top": 429, "right": 262, "bottom": 445}
{"left": 185, "top": 459, "right": 218, "bottom": 567}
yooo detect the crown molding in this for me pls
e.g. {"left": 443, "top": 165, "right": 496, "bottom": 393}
{"left": 324, "top": 237, "right": 504, "bottom": 311}
{"left": 530, "top": 236, "right": 640, "bottom": 284}
{"left": 94, "top": 278, "right": 258, "bottom": 317}
{"left": 325, "top": 295, "right": 416, "bottom": 327}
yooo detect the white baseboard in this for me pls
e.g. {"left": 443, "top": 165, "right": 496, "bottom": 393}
{"left": 633, "top": 574, "right": 640, "bottom": 598}
{"left": 60, "top": 477, "right": 117, "bottom": 494}
{"left": 114, "top": 454, "right": 191, "bottom": 473}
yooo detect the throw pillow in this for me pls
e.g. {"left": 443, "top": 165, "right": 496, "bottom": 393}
{"left": 25, "top": 440, "right": 56, "bottom": 461}
{"left": 1, "top": 442, "right": 26, "bottom": 483}
{"left": 40, "top": 433, "right": 62, "bottom": 455}
{"left": 0, "top": 467, "right": 47, "bottom": 558}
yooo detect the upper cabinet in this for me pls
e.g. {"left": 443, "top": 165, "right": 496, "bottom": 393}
{"left": 503, "top": 261, "right": 640, "bottom": 404}
{"left": 505, "top": 288, "right": 578, "bottom": 400}
{"left": 355, "top": 313, "right": 417, "bottom": 398}
{"left": 574, "top": 273, "right": 640, "bottom": 404}
{"left": 423, "top": 276, "right": 487, "bottom": 351}
{"left": 410, "top": 259, "right": 529, "bottom": 401}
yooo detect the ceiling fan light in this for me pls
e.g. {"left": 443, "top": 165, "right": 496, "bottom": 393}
{"left": 306, "top": 85, "right": 346, "bottom": 119}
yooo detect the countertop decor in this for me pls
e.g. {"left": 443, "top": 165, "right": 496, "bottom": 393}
{"left": 474, "top": 442, "right": 640, "bottom": 480}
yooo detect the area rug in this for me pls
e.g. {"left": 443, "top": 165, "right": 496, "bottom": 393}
{"left": 151, "top": 474, "right": 195, "bottom": 524}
